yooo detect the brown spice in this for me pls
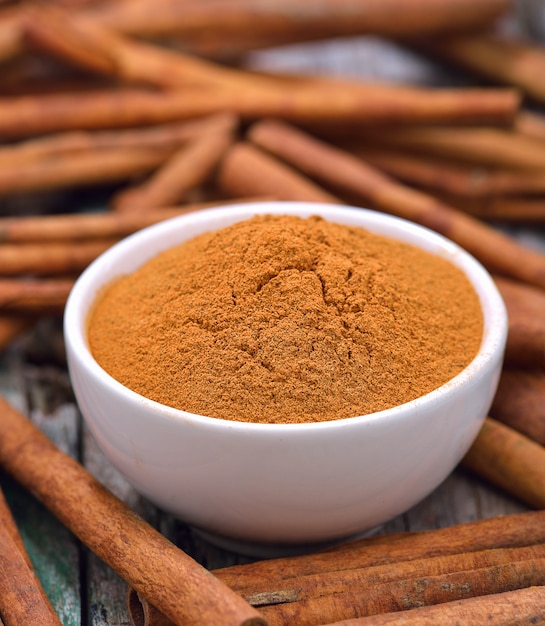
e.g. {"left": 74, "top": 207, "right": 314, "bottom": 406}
{"left": 88, "top": 214, "right": 483, "bottom": 424}
{"left": 0, "top": 395, "right": 265, "bottom": 626}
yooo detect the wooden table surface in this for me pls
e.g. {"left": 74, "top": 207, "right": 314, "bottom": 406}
{"left": 0, "top": 8, "right": 543, "bottom": 625}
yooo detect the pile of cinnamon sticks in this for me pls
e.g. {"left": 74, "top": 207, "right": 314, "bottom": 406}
{"left": 2, "top": 0, "right": 545, "bottom": 624}
{"left": 211, "top": 511, "right": 545, "bottom": 625}
{"left": 128, "top": 506, "right": 545, "bottom": 624}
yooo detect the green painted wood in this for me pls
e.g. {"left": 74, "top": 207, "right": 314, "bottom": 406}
{"left": 5, "top": 478, "right": 81, "bottom": 626}
{"left": 0, "top": 347, "right": 82, "bottom": 626}
{"left": 27, "top": 407, "right": 82, "bottom": 626}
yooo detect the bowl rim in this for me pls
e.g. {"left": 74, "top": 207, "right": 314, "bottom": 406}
{"left": 64, "top": 200, "right": 508, "bottom": 432}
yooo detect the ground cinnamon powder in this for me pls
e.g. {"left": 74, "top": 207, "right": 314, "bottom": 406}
{"left": 88, "top": 214, "right": 483, "bottom": 424}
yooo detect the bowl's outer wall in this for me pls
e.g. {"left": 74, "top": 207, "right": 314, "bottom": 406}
{"left": 65, "top": 202, "right": 507, "bottom": 544}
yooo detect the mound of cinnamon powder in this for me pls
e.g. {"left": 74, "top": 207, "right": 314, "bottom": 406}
{"left": 88, "top": 214, "right": 483, "bottom": 424}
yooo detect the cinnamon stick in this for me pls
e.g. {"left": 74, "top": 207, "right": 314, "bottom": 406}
{"left": 215, "top": 510, "right": 545, "bottom": 590}
{"left": 131, "top": 508, "right": 545, "bottom": 626}
{"left": 0, "top": 199, "right": 258, "bottom": 243}
{"left": 112, "top": 123, "right": 235, "bottom": 211}
{"left": 0, "top": 239, "right": 116, "bottom": 276}
{"left": 257, "top": 557, "right": 545, "bottom": 625}
{"left": 0, "top": 8, "right": 23, "bottom": 65}
{"left": 0, "top": 146, "right": 173, "bottom": 196}
{"left": 413, "top": 33, "right": 545, "bottom": 105}
{"left": 323, "top": 586, "right": 545, "bottom": 625}
{"left": 0, "top": 484, "right": 62, "bottom": 625}
{"left": 491, "top": 369, "right": 545, "bottom": 446}
{"left": 23, "top": 5, "right": 117, "bottom": 77}
{"left": 494, "top": 275, "right": 545, "bottom": 368}
{"left": 22, "top": 5, "right": 275, "bottom": 92}
{"left": 127, "top": 588, "right": 176, "bottom": 626}
{"left": 231, "top": 544, "right": 545, "bottom": 604}
{"left": 355, "top": 147, "right": 545, "bottom": 199}
{"left": 0, "top": 394, "right": 265, "bottom": 626}
{"left": 0, "top": 0, "right": 513, "bottom": 74}
{"left": 248, "top": 119, "right": 545, "bottom": 291}
{"left": 84, "top": 0, "right": 511, "bottom": 44}
{"left": 37, "top": 8, "right": 523, "bottom": 147}
{"left": 0, "top": 113, "right": 238, "bottom": 166}
{"left": 348, "top": 126, "right": 545, "bottom": 171}
{"left": 462, "top": 417, "right": 545, "bottom": 509}
{"left": 0, "top": 88, "right": 212, "bottom": 138}
{"left": 442, "top": 195, "right": 545, "bottom": 223}
{"left": 0, "top": 84, "right": 520, "bottom": 140}
{"left": 0, "top": 278, "right": 74, "bottom": 314}
{"left": 516, "top": 111, "right": 545, "bottom": 142}
{"left": 23, "top": 2, "right": 519, "bottom": 134}
{"left": 130, "top": 569, "right": 545, "bottom": 626}
{"left": 217, "top": 142, "right": 339, "bottom": 204}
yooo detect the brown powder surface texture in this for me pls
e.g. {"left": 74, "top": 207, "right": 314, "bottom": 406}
{"left": 87, "top": 214, "right": 483, "bottom": 424}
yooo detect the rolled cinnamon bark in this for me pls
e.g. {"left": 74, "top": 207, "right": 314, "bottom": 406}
{"left": 0, "top": 278, "right": 74, "bottom": 314}
{"left": 0, "top": 198, "right": 267, "bottom": 243}
{"left": 0, "top": 0, "right": 514, "bottom": 80}
{"left": 22, "top": 2, "right": 520, "bottom": 133}
{"left": 441, "top": 195, "right": 545, "bottom": 223}
{"left": 130, "top": 562, "right": 545, "bottom": 626}
{"left": 0, "top": 114, "right": 238, "bottom": 167}
{"left": 491, "top": 369, "right": 545, "bottom": 446}
{"left": 0, "top": 85, "right": 520, "bottom": 140}
{"left": 494, "top": 275, "right": 545, "bottom": 369}
{"left": 8, "top": 0, "right": 511, "bottom": 70}
{"left": 463, "top": 417, "right": 545, "bottom": 509}
{"left": 412, "top": 33, "right": 545, "bottom": 105}
{"left": 127, "top": 589, "right": 175, "bottom": 626}
{"left": 353, "top": 147, "right": 545, "bottom": 199}
{"left": 230, "top": 544, "right": 545, "bottom": 605}
{"left": 0, "top": 395, "right": 265, "bottom": 626}
{"left": 112, "top": 124, "right": 235, "bottom": 212}
{"left": 23, "top": 5, "right": 117, "bottom": 77}
{"left": 0, "top": 240, "right": 116, "bottom": 276}
{"left": 84, "top": 0, "right": 511, "bottom": 44}
{"left": 129, "top": 509, "right": 545, "bottom": 626}
{"left": 0, "top": 8, "right": 23, "bottom": 65}
{"left": 217, "top": 142, "right": 339, "bottom": 204}
{"left": 516, "top": 111, "right": 545, "bottom": 142}
{"left": 215, "top": 510, "right": 545, "bottom": 590}
{"left": 0, "top": 146, "right": 173, "bottom": 196}
{"left": 323, "top": 586, "right": 545, "bottom": 625}
{"left": 256, "top": 557, "right": 545, "bottom": 625}
{"left": 22, "top": 5, "right": 271, "bottom": 92}
{"left": 347, "top": 126, "right": 545, "bottom": 171}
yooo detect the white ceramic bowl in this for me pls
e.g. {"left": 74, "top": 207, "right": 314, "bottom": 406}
{"left": 64, "top": 201, "right": 507, "bottom": 555}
